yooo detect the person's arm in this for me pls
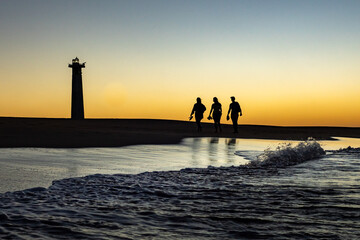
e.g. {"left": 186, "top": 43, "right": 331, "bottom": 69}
{"left": 189, "top": 105, "right": 195, "bottom": 120}
{"left": 239, "top": 103, "right": 242, "bottom": 116}
{"left": 208, "top": 104, "right": 214, "bottom": 117}
{"left": 227, "top": 104, "right": 231, "bottom": 120}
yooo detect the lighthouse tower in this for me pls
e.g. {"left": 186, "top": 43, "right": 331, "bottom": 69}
{"left": 68, "top": 57, "right": 85, "bottom": 119}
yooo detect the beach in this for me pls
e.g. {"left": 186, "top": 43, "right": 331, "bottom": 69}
{"left": 1, "top": 118, "right": 360, "bottom": 239}
{"left": 1, "top": 117, "right": 360, "bottom": 148}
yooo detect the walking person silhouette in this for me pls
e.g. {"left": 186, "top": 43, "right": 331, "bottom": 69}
{"left": 226, "top": 96, "right": 242, "bottom": 133}
{"left": 208, "top": 97, "right": 222, "bottom": 132}
{"left": 189, "top": 97, "right": 206, "bottom": 132}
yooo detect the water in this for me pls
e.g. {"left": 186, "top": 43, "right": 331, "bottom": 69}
{"left": 0, "top": 137, "right": 360, "bottom": 239}
{"left": 0, "top": 138, "right": 249, "bottom": 193}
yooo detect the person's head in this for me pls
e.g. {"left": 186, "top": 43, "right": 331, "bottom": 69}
{"left": 213, "top": 97, "right": 218, "bottom": 103}
{"left": 231, "top": 96, "right": 235, "bottom": 102}
{"left": 196, "top": 97, "right": 201, "bottom": 103}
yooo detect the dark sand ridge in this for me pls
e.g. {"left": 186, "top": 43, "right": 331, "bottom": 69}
{"left": 1, "top": 117, "right": 360, "bottom": 148}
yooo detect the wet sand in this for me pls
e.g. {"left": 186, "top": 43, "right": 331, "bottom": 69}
{"left": 1, "top": 117, "right": 360, "bottom": 148}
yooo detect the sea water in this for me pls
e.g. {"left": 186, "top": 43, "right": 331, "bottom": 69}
{"left": 0, "top": 137, "right": 359, "bottom": 239}
{"left": 0, "top": 138, "right": 250, "bottom": 193}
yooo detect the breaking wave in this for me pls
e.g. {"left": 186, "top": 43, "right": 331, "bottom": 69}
{"left": 330, "top": 146, "right": 360, "bottom": 153}
{"left": 1, "top": 139, "right": 358, "bottom": 239}
{"left": 237, "top": 138, "right": 326, "bottom": 168}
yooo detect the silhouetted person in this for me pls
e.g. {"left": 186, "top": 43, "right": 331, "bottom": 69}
{"left": 227, "top": 96, "right": 242, "bottom": 133}
{"left": 189, "top": 97, "right": 206, "bottom": 132}
{"left": 208, "top": 97, "right": 222, "bottom": 132}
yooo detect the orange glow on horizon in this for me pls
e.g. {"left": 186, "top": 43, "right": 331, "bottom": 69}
{"left": 1, "top": 75, "right": 359, "bottom": 127}
{"left": 1, "top": 59, "right": 360, "bottom": 127}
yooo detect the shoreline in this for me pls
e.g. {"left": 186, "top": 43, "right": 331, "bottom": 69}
{"left": 1, "top": 117, "right": 360, "bottom": 148}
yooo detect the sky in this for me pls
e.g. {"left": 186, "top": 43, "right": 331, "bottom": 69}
{"left": 0, "top": 0, "right": 359, "bottom": 126}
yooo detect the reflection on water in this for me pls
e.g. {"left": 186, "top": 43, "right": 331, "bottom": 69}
{"left": 0, "top": 138, "right": 248, "bottom": 193}
{"left": 208, "top": 138, "right": 218, "bottom": 163}
{"left": 191, "top": 138, "right": 201, "bottom": 166}
{"left": 186, "top": 138, "right": 246, "bottom": 168}
{"left": 0, "top": 137, "right": 360, "bottom": 193}
{"left": 226, "top": 138, "right": 237, "bottom": 163}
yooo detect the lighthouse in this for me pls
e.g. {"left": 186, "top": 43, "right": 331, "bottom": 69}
{"left": 68, "top": 57, "right": 85, "bottom": 119}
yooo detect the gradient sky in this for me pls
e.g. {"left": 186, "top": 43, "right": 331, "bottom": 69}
{"left": 1, "top": 0, "right": 359, "bottom": 126}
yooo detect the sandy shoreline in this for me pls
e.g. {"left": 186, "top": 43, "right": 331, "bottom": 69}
{"left": 1, "top": 117, "right": 360, "bottom": 148}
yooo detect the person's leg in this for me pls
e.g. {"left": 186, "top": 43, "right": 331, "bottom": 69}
{"left": 213, "top": 113, "right": 221, "bottom": 133}
{"left": 196, "top": 118, "right": 202, "bottom": 132}
{"left": 213, "top": 119, "right": 218, "bottom": 132}
{"left": 218, "top": 114, "right": 222, "bottom": 132}
{"left": 195, "top": 114, "right": 203, "bottom": 132}
{"left": 231, "top": 115, "right": 238, "bottom": 133}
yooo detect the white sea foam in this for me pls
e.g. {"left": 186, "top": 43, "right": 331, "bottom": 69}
{"left": 330, "top": 146, "right": 360, "bottom": 153}
{"left": 238, "top": 138, "right": 326, "bottom": 168}
{"left": 1, "top": 139, "right": 359, "bottom": 239}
